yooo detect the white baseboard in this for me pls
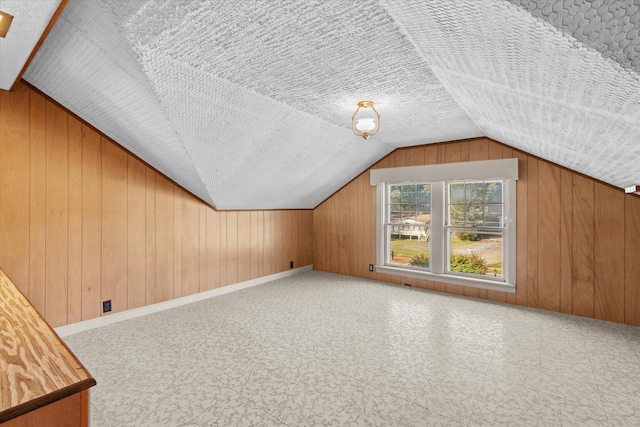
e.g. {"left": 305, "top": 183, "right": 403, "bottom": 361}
{"left": 55, "top": 265, "right": 313, "bottom": 337}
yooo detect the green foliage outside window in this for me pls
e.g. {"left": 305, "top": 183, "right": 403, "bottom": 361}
{"left": 450, "top": 252, "right": 488, "bottom": 274}
{"left": 408, "top": 253, "right": 430, "bottom": 267}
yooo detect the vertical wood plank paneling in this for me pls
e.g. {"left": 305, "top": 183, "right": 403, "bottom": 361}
{"left": 502, "top": 146, "right": 516, "bottom": 305}
{"left": 537, "top": 161, "right": 561, "bottom": 312}
{"left": 220, "top": 212, "right": 228, "bottom": 286}
{"left": 67, "top": 117, "right": 83, "bottom": 324}
{"left": 292, "top": 210, "right": 300, "bottom": 269}
{"left": 355, "top": 175, "right": 364, "bottom": 277}
{"left": 206, "top": 209, "right": 220, "bottom": 290}
{"left": 155, "top": 175, "right": 174, "bottom": 302}
{"left": 250, "top": 211, "right": 260, "bottom": 279}
{"left": 173, "top": 188, "right": 183, "bottom": 298}
{"left": 145, "top": 168, "right": 156, "bottom": 305}
{"left": 237, "top": 211, "right": 251, "bottom": 282}
{"left": 227, "top": 212, "right": 238, "bottom": 285}
{"left": 258, "top": 211, "right": 264, "bottom": 276}
{"left": 560, "top": 169, "right": 573, "bottom": 314}
{"left": 263, "top": 211, "right": 272, "bottom": 276}
{"left": 625, "top": 195, "right": 640, "bottom": 326}
{"left": 101, "top": 140, "right": 127, "bottom": 315}
{"left": 180, "top": 194, "right": 199, "bottom": 297}
{"left": 45, "top": 101, "right": 69, "bottom": 327}
{"left": 486, "top": 141, "right": 507, "bottom": 302}
{"left": 572, "top": 173, "right": 595, "bottom": 317}
{"left": 594, "top": 183, "right": 625, "bottom": 323}
{"left": 199, "top": 205, "right": 207, "bottom": 293}
{"left": 29, "top": 90, "right": 47, "bottom": 315}
{"left": 526, "top": 156, "right": 539, "bottom": 308}
{"left": 0, "top": 84, "right": 31, "bottom": 296}
{"left": 81, "top": 126, "right": 101, "bottom": 320}
{"left": 127, "top": 157, "right": 146, "bottom": 309}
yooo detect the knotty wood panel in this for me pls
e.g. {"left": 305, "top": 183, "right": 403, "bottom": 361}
{"left": 625, "top": 195, "right": 640, "bottom": 326}
{"left": 237, "top": 211, "right": 251, "bottom": 283}
{"left": 314, "top": 137, "right": 635, "bottom": 326}
{"left": 173, "top": 188, "right": 183, "bottom": 298}
{"left": 0, "top": 81, "right": 313, "bottom": 327}
{"left": 206, "top": 209, "right": 220, "bottom": 290}
{"left": 67, "top": 117, "right": 83, "bottom": 324}
{"left": 250, "top": 211, "right": 260, "bottom": 279}
{"left": 101, "top": 141, "right": 128, "bottom": 315}
{"left": 155, "top": 175, "right": 174, "bottom": 303}
{"left": 594, "top": 183, "right": 625, "bottom": 323}
{"left": 127, "top": 157, "right": 146, "bottom": 309}
{"left": 45, "top": 101, "right": 69, "bottom": 328}
{"left": 226, "top": 212, "right": 238, "bottom": 285}
{"left": 81, "top": 126, "right": 101, "bottom": 321}
{"left": 29, "top": 90, "right": 47, "bottom": 315}
{"left": 145, "top": 167, "right": 156, "bottom": 305}
{"left": 0, "top": 84, "right": 30, "bottom": 296}
{"left": 559, "top": 169, "right": 573, "bottom": 314}
{"left": 0, "top": 269, "right": 94, "bottom": 421}
{"left": 572, "top": 173, "right": 595, "bottom": 318}
{"left": 181, "top": 193, "right": 199, "bottom": 297}
{"left": 537, "top": 161, "right": 561, "bottom": 311}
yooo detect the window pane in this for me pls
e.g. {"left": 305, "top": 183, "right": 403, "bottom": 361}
{"left": 450, "top": 183, "right": 465, "bottom": 204}
{"left": 416, "top": 204, "right": 431, "bottom": 224}
{"left": 390, "top": 186, "right": 402, "bottom": 203}
{"left": 402, "top": 191, "right": 416, "bottom": 204}
{"left": 417, "top": 185, "right": 431, "bottom": 203}
{"left": 465, "top": 182, "right": 485, "bottom": 203}
{"left": 401, "top": 184, "right": 416, "bottom": 193}
{"left": 449, "top": 205, "right": 466, "bottom": 226}
{"left": 449, "top": 229, "right": 503, "bottom": 278}
{"left": 466, "top": 205, "right": 484, "bottom": 225}
{"left": 486, "top": 182, "right": 503, "bottom": 203}
{"left": 485, "top": 205, "right": 503, "bottom": 226}
{"left": 388, "top": 225, "right": 430, "bottom": 268}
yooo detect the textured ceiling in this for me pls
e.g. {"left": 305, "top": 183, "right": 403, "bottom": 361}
{"left": 22, "top": 0, "right": 640, "bottom": 208}
{"left": 0, "top": 0, "right": 61, "bottom": 90}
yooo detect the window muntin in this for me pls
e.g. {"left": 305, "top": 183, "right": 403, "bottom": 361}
{"left": 446, "top": 181, "right": 504, "bottom": 281}
{"left": 386, "top": 184, "right": 431, "bottom": 269}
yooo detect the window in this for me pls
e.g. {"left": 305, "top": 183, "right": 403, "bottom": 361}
{"left": 372, "top": 159, "right": 518, "bottom": 293}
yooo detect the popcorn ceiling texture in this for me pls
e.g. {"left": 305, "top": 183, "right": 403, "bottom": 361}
{"left": 382, "top": 0, "right": 640, "bottom": 189}
{"left": 22, "top": 0, "right": 640, "bottom": 208}
{"left": 509, "top": 0, "right": 640, "bottom": 72}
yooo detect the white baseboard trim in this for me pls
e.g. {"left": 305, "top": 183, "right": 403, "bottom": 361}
{"left": 55, "top": 265, "right": 313, "bottom": 337}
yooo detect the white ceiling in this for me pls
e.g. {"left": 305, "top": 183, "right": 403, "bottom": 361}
{"left": 0, "top": 0, "right": 61, "bottom": 90}
{"left": 21, "top": 0, "right": 640, "bottom": 209}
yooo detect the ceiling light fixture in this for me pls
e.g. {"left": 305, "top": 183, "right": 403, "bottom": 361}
{"left": 0, "top": 11, "right": 14, "bottom": 38}
{"left": 351, "top": 101, "right": 380, "bottom": 139}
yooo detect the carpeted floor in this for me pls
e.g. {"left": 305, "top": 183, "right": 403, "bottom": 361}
{"left": 64, "top": 271, "right": 640, "bottom": 426}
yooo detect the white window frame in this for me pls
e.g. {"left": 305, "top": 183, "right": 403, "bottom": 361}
{"left": 373, "top": 159, "right": 518, "bottom": 293}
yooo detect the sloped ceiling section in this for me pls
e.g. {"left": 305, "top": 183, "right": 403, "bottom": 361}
{"left": 23, "top": 0, "right": 481, "bottom": 209}
{"left": 382, "top": 0, "right": 640, "bottom": 189}
{"left": 22, "top": 0, "right": 640, "bottom": 208}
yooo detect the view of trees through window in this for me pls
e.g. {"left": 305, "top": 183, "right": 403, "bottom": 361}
{"left": 387, "top": 184, "right": 431, "bottom": 268}
{"left": 386, "top": 181, "right": 506, "bottom": 279}
{"left": 447, "top": 181, "right": 503, "bottom": 277}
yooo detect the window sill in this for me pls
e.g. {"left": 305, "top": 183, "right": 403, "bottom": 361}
{"left": 375, "top": 265, "right": 515, "bottom": 294}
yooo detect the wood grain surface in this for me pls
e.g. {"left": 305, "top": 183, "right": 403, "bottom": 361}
{"left": 0, "top": 269, "right": 94, "bottom": 423}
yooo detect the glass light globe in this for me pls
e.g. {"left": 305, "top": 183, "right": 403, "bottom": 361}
{"left": 356, "top": 118, "right": 376, "bottom": 132}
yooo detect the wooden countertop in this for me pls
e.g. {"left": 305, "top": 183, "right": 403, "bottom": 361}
{"left": 0, "top": 269, "right": 96, "bottom": 423}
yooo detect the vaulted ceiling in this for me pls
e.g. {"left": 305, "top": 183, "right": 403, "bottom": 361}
{"left": 21, "top": 0, "right": 640, "bottom": 209}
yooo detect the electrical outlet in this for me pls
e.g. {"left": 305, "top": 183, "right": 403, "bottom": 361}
{"left": 102, "top": 300, "right": 112, "bottom": 313}
{"left": 369, "top": 264, "right": 374, "bottom": 272}
{"left": 290, "top": 261, "right": 294, "bottom": 269}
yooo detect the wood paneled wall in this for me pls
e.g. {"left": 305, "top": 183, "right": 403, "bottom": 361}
{"left": 0, "top": 82, "right": 313, "bottom": 328}
{"left": 313, "top": 138, "right": 640, "bottom": 326}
